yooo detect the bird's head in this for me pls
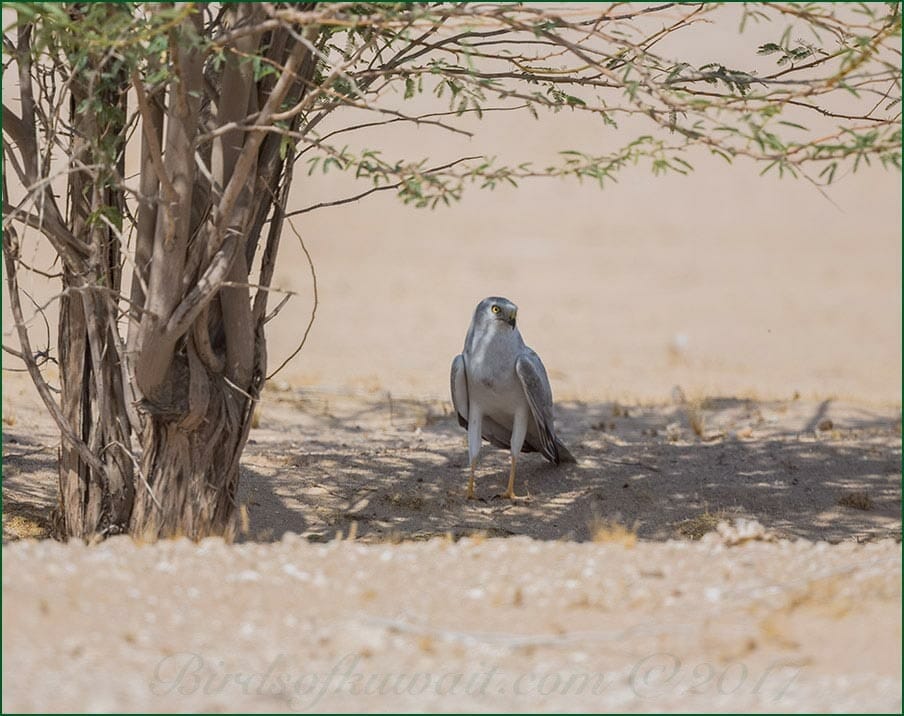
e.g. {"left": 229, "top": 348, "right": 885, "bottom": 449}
{"left": 474, "top": 296, "right": 518, "bottom": 329}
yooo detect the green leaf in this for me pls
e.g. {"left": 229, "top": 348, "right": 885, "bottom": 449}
{"left": 757, "top": 43, "right": 782, "bottom": 55}
{"left": 710, "top": 148, "right": 734, "bottom": 164}
{"left": 818, "top": 162, "right": 838, "bottom": 184}
{"left": 838, "top": 81, "right": 861, "bottom": 98}
{"left": 778, "top": 121, "right": 809, "bottom": 131}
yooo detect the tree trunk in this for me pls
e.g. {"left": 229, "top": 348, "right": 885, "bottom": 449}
{"left": 128, "top": 341, "right": 254, "bottom": 539}
{"left": 57, "top": 282, "right": 135, "bottom": 538}
{"left": 22, "top": 3, "right": 318, "bottom": 542}
{"left": 56, "top": 7, "right": 134, "bottom": 538}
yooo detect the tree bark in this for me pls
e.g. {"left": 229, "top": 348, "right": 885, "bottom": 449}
{"left": 57, "top": 6, "right": 134, "bottom": 538}
{"left": 129, "top": 343, "right": 246, "bottom": 540}
{"left": 124, "top": 8, "right": 318, "bottom": 540}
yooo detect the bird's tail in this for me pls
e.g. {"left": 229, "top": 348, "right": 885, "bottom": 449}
{"left": 554, "top": 438, "right": 577, "bottom": 464}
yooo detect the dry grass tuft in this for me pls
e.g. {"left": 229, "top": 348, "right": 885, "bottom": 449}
{"left": 612, "top": 402, "right": 630, "bottom": 418}
{"left": 465, "top": 530, "right": 488, "bottom": 545}
{"left": 379, "top": 529, "right": 404, "bottom": 544}
{"left": 684, "top": 398, "right": 706, "bottom": 438}
{"left": 589, "top": 516, "right": 637, "bottom": 547}
{"left": 3, "top": 513, "right": 51, "bottom": 540}
{"left": 346, "top": 520, "right": 359, "bottom": 541}
{"left": 239, "top": 504, "right": 250, "bottom": 535}
{"left": 684, "top": 396, "right": 706, "bottom": 437}
{"left": 670, "top": 386, "right": 707, "bottom": 438}
{"left": 837, "top": 491, "right": 874, "bottom": 511}
{"left": 677, "top": 507, "right": 731, "bottom": 539}
{"left": 381, "top": 492, "right": 425, "bottom": 510}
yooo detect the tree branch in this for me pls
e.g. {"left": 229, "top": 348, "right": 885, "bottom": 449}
{"left": 2, "top": 222, "right": 106, "bottom": 475}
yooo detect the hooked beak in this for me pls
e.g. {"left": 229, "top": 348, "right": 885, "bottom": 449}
{"left": 506, "top": 309, "right": 517, "bottom": 328}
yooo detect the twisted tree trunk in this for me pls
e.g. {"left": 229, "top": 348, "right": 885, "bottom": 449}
{"left": 57, "top": 6, "right": 135, "bottom": 537}
{"left": 39, "top": 3, "right": 317, "bottom": 540}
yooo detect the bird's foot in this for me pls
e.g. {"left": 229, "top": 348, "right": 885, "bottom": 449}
{"left": 498, "top": 457, "right": 529, "bottom": 500}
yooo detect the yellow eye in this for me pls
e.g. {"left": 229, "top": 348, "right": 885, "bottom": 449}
{"left": 491, "top": 305, "right": 500, "bottom": 313}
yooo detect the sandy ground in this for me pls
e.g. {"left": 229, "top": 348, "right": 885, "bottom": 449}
{"left": 2, "top": 371, "right": 901, "bottom": 711}
{"left": 2, "top": 10, "right": 902, "bottom": 710}
{"left": 4, "top": 373, "right": 902, "bottom": 545}
{"left": 3, "top": 534, "right": 901, "bottom": 712}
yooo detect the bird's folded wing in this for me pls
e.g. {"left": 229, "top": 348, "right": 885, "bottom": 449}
{"left": 450, "top": 354, "right": 469, "bottom": 429}
{"left": 515, "top": 350, "right": 560, "bottom": 463}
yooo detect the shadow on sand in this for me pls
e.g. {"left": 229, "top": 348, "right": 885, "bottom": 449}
{"left": 233, "top": 392, "right": 902, "bottom": 544}
{"left": 3, "top": 393, "right": 900, "bottom": 544}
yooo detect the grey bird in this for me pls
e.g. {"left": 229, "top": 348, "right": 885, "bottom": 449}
{"left": 450, "top": 296, "right": 575, "bottom": 499}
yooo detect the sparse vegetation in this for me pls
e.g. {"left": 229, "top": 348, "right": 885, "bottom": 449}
{"left": 677, "top": 507, "right": 736, "bottom": 540}
{"left": 3, "top": 512, "right": 51, "bottom": 540}
{"left": 590, "top": 516, "right": 638, "bottom": 547}
{"left": 381, "top": 492, "right": 426, "bottom": 511}
{"left": 686, "top": 398, "right": 707, "bottom": 438}
{"left": 837, "top": 491, "right": 874, "bottom": 511}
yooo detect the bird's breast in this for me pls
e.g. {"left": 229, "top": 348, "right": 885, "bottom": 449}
{"left": 464, "top": 326, "right": 524, "bottom": 391}
{"left": 466, "top": 353, "right": 522, "bottom": 399}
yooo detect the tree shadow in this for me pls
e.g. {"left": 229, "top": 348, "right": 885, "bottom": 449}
{"left": 2, "top": 429, "right": 58, "bottom": 540}
{"left": 237, "top": 390, "right": 902, "bottom": 545}
{"left": 236, "top": 463, "right": 310, "bottom": 542}
{"left": 3, "top": 392, "right": 899, "bottom": 544}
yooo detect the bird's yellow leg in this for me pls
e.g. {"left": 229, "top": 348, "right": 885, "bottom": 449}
{"left": 503, "top": 455, "right": 526, "bottom": 500}
{"left": 467, "top": 461, "right": 476, "bottom": 500}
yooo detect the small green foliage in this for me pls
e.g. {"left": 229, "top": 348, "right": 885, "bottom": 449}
{"left": 757, "top": 40, "right": 819, "bottom": 66}
{"left": 697, "top": 63, "right": 755, "bottom": 95}
{"left": 4, "top": 0, "right": 900, "bottom": 231}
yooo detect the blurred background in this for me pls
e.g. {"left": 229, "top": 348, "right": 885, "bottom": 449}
{"left": 4, "top": 5, "right": 901, "bottom": 407}
{"left": 266, "top": 120, "right": 901, "bottom": 405}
